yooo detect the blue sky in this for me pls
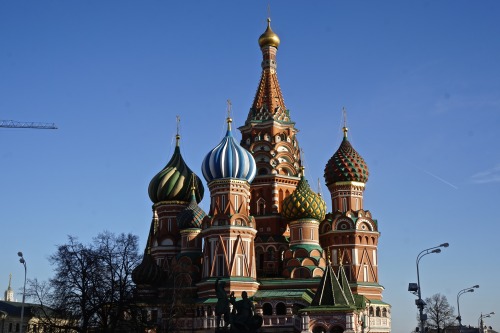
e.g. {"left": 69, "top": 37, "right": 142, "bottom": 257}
{"left": 1, "top": 1, "right": 499, "bottom": 332}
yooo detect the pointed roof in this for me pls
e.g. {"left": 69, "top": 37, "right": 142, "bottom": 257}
{"left": 311, "top": 262, "right": 352, "bottom": 307}
{"left": 131, "top": 221, "right": 164, "bottom": 286}
{"left": 176, "top": 180, "right": 207, "bottom": 230}
{"left": 248, "top": 19, "right": 289, "bottom": 123}
{"left": 338, "top": 265, "right": 356, "bottom": 305}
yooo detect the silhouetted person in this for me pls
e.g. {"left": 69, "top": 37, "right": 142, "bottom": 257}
{"left": 215, "top": 279, "right": 230, "bottom": 328}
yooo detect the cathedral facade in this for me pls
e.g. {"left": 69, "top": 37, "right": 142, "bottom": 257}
{"left": 132, "top": 18, "right": 391, "bottom": 333}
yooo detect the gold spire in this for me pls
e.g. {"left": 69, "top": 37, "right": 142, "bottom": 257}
{"left": 342, "top": 107, "right": 349, "bottom": 139}
{"left": 175, "top": 115, "right": 181, "bottom": 146}
{"left": 226, "top": 99, "right": 233, "bottom": 131}
{"left": 258, "top": 18, "right": 280, "bottom": 48}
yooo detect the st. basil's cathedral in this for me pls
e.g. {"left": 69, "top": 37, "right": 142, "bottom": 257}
{"left": 131, "top": 18, "right": 391, "bottom": 333}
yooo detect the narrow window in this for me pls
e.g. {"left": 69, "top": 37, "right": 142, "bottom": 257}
{"left": 151, "top": 310, "right": 158, "bottom": 322}
{"left": 276, "top": 302, "right": 287, "bottom": 315}
{"left": 263, "top": 303, "right": 272, "bottom": 316}
{"left": 258, "top": 199, "right": 266, "bottom": 216}
{"left": 364, "top": 265, "right": 368, "bottom": 282}
{"left": 234, "top": 195, "right": 239, "bottom": 212}
{"left": 221, "top": 195, "right": 226, "bottom": 212}
{"left": 298, "top": 228, "right": 303, "bottom": 239}
{"left": 236, "top": 255, "right": 244, "bottom": 276}
{"left": 204, "top": 256, "right": 210, "bottom": 276}
{"left": 217, "top": 255, "right": 225, "bottom": 276}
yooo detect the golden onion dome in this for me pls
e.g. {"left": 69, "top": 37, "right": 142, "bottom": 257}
{"left": 282, "top": 175, "right": 327, "bottom": 222}
{"left": 258, "top": 18, "right": 280, "bottom": 48}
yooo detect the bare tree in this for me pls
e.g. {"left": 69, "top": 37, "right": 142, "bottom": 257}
{"left": 27, "top": 232, "right": 141, "bottom": 333}
{"left": 423, "top": 293, "right": 456, "bottom": 333}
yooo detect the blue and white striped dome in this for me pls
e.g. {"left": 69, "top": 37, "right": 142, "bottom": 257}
{"left": 202, "top": 119, "right": 256, "bottom": 183}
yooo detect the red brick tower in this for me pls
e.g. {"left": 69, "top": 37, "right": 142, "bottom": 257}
{"left": 320, "top": 124, "right": 383, "bottom": 300}
{"left": 238, "top": 18, "right": 302, "bottom": 278}
{"left": 147, "top": 130, "right": 204, "bottom": 273}
{"left": 198, "top": 115, "right": 259, "bottom": 298}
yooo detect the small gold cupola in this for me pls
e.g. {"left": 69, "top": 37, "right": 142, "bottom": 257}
{"left": 258, "top": 18, "right": 280, "bottom": 48}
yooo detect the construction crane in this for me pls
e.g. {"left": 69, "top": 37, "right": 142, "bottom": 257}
{"left": 0, "top": 120, "right": 57, "bottom": 129}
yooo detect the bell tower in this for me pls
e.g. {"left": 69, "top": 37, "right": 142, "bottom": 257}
{"left": 238, "top": 18, "right": 302, "bottom": 277}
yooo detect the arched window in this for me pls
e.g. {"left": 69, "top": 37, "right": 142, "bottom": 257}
{"left": 313, "top": 326, "right": 326, "bottom": 333}
{"left": 263, "top": 303, "right": 272, "bottom": 316}
{"left": 276, "top": 302, "right": 286, "bottom": 315}
{"left": 15, "top": 324, "right": 19, "bottom": 332}
{"left": 382, "top": 308, "right": 387, "bottom": 317}
{"left": 369, "top": 306, "right": 374, "bottom": 316}
{"left": 376, "top": 307, "right": 381, "bottom": 317}
{"left": 257, "top": 198, "right": 266, "bottom": 216}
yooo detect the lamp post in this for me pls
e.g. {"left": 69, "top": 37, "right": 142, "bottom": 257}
{"left": 478, "top": 312, "right": 495, "bottom": 333}
{"left": 408, "top": 243, "right": 449, "bottom": 333}
{"left": 456, "top": 285, "right": 479, "bottom": 332}
{"left": 18, "top": 252, "right": 27, "bottom": 333}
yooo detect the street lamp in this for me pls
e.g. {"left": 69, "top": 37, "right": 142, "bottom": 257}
{"left": 408, "top": 243, "right": 449, "bottom": 333}
{"left": 457, "top": 285, "right": 479, "bottom": 332}
{"left": 478, "top": 312, "right": 495, "bottom": 333}
{"left": 17, "top": 252, "right": 27, "bottom": 333}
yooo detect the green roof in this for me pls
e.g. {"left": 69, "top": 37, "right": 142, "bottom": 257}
{"left": 289, "top": 244, "right": 323, "bottom": 252}
{"left": 367, "top": 299, "right": 391, "bottom": 306}
{"left": 300, "top": 305, "right": 357, "bottom": 313}
{"left": 258, "top": 278, "right": 321, "bottom": 287}
{"left": 253, "top": 289, "right": 314, "bottom": 304}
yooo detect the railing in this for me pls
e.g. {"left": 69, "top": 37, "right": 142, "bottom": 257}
{"left": 262, "top": 315, "right": 294, "bottom": 327}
